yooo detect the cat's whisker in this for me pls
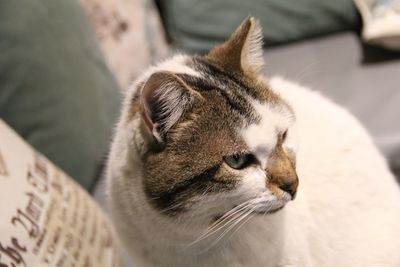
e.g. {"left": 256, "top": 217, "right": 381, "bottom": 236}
{"left": 183, "top": 204, "right": 252, "bottom": 248}
{"left": 184, "top": 199, "right": 266, "bottom": 249}
{"left": 201, "top": 198, "right": 267, "bottom": 234}
{"left": 200, "top": 185, "right": 212, "bottom": 197}
{"left": 159, "top": 201, "right": 185, "bottom": 214}
{"left": 228, "top": 210, "right": 256, "bottom": 239}
{"left": 212, "top": 204, "right": 260, "bottom": 243}
{"left": 292, "top": 60, "right": 319, "bottom": 83}
{"left": 211, "top": 197, "right": 266, "bottom": 224}
{"left": 190, "top": 200, "right": 259, "bottom": 240}
{"left": 195, "top": 205, "right": 260, "bottom": 253}
{"left": 209, "top": 200, "right": 271, "bottom": 245}
{"left": 205, "top": 200, "right": 254, "bottom": 228}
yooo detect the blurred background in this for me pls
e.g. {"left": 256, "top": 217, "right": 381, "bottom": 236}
{"left": 0, "top": 0, "right": 399, "bottom": 194}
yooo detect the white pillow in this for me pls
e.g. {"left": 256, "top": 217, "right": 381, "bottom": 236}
{"left": 80, "top": 0, "right": 169, "bottom": 89}
{"left": 0, "top": 120, "right": 121, "bottom": 267}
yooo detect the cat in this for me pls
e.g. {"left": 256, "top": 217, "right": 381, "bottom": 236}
{"left": 106, "top": 17, "right": 400, "bottom": 267}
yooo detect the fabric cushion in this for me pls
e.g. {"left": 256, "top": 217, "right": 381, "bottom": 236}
{"left": 158, "top": 0, "right": 361, "bottom": 53}
{"left": 0, "top": 0, "right": 120, "bottom": 190}
{"left": 80, "top": 0, "right": 169, "bottom": 89}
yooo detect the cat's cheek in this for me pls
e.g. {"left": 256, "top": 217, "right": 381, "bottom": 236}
{"left": 235, "top": 166, "right": 267, "bottom": 197}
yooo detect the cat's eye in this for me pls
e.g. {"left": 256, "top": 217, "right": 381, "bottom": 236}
{"left": 224, "top": 153, "right": 254, "bottom": 169}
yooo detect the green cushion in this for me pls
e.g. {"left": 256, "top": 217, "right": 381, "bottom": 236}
{"left": 158, "top": 0, "right": 360, "bottom": 53}
{"left": 0, "top": 0, "right": 121, "bottom": 190}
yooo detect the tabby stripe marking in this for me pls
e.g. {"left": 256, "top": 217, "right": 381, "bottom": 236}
{"left": 147, "top": 164, "right": 234, "bottom": 214}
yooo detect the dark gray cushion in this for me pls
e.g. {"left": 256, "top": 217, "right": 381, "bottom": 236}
{"left": 158, "top": 0, "right": 360, "bottom": 53}
{"left": 0, "top": 0, "right": 121, "bottom": 190}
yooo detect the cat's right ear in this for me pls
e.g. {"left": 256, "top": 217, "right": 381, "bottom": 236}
{"left": 140, "top": 71, "right": 194, "bottom": 145}
{"left": 207, "top": 17, "right": 264, "bottom": 74}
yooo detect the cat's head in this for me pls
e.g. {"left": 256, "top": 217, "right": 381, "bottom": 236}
{"left": 125, "top": 17, "right": 298, "bottom": 226}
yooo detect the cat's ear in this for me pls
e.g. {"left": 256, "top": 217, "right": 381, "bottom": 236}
{"left": 140, "top": 71, "right": 194, "bottom": 144}
{"left": 207, "top": 16, "right": 264, "bottom": 74}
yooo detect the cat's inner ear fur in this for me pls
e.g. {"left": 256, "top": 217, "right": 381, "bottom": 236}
{"left": 140, "top": 71, "right": 194, "bottom": 144}
{"left": 207, "top": 16, "right": 264, "bottom": 74}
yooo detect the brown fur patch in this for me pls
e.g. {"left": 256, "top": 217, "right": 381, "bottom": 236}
{"left": 266, "top": 137, "right": 298, "bottom": 197}
{"left": 207, "top": 18, "right": 252, "bottom": 73}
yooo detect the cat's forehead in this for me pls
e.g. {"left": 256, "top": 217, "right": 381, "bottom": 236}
{"left": 240, "top": 100, "right": 294, "bottom": 167}
{"left": 132, "top": 54, "right": 293, "bottom": 144}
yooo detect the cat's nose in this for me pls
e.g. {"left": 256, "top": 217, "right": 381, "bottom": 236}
{"left": 279, "top": 179, "right": 298, "bottom": 199}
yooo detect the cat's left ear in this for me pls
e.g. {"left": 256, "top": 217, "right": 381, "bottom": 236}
{"left": 207, "top": 16, "right": 264, "bottom": 74}
{"left": 140, "top": 71, "right": 195, "bottom": 144}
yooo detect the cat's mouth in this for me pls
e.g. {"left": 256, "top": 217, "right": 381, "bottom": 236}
{"left": 250, "top": 195, "right": 291, "bottom": 215}
{"left": 252, "top": 205, "right": 285, "bottom": 215}
{"left": 212, "top": 194, "right": 290, "bottom": 223}
{"left": 211, "top": 201, "right": 286, "bottom": 224}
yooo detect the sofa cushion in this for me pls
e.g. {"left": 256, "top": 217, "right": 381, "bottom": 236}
{"left": 158, "top": 0, "right": 360, "bottom": 53}
{"left": 80, "top": 0, "right": 169, "bottom": 89}
{"left": 0, "top": 0, "right": 120, "bottom": 190}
